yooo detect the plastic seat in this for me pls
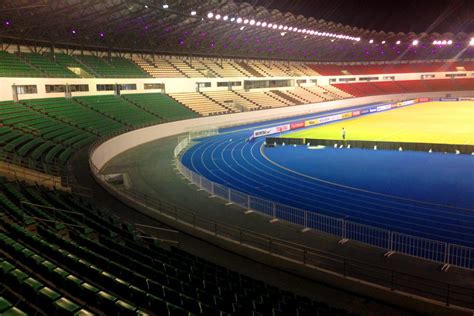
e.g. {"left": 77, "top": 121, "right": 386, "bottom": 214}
{"left": 53, "top": 297, "right": 81, "bottom": 315}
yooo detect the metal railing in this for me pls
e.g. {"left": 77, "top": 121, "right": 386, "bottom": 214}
{"left": 173, "top": 134, "right": 474, "bottom": 270}
{"left": 87, "top": 124, "right": 474, "bottom": 312}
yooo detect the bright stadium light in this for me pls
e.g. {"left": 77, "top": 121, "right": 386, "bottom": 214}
{"left": 381, "top": 40, "right": 386, "bottom": 44}
{"left": 447, "top": 40, "right": 452, "bottom": 45}
{"left": 207, "top": 12, "right": 213, "bottom": 18}
{"left": 190, "top": 11, "right": 196, "bottom": 16}
{"left": 162, "top": 4, "right": 169, "bottom": 9}
{"left": 470, "top": 38, "right": 474, "bottom": 46}
{"left": 412, "top": 39, "right": 419, "bottom": 46}
{"left": 243, "top": 19, "right": 249, "bottom": 24}
{"left": 396, "top": 40, "right": 401, "bottom": 45}
{"left": 261, "top": 22, "right": 267, "bottom": 27}
{"left": 268, "top": 23, "right": 273, "bottom": 28}
{"left": 230, "top": 17, "right": 235, "bottom": 22}
{"left": 236, "top": 17, "right": 242, "bottom": 23}
{"left": 223, "top": 15, "right": 228, "bottom": 21}
{"left": 256, "top": 21, "right": 261, "bottom": 26}
{"left": 249, "top": 19, "right": 255, "bottom": 25}
{"left": 369, "top": 39, "right": 374, "bottom": 43}
{"left": 215, "top": 14, "right": 221, "bottom": 20}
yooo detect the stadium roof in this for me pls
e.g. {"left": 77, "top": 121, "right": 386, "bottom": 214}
{"left": 1, "top": 0, "right": 473, "bottom": 62}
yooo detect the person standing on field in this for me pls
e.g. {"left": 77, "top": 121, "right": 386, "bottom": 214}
{"left": 342, "top": 127, "right": 346, "bottom": 140}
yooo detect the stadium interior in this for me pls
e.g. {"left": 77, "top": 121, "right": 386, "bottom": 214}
{"left": 0, "top": 0, "right": 473, "bottom": 315}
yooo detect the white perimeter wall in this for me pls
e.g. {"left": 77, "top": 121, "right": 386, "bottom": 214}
{"left": 90, "top": 91, "right": 474, "bottom": 171}
{"left": 1, "top": 71, "right": 473, "bottom": 102}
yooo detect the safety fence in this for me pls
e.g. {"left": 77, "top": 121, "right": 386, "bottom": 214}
{"left": 266, "top": 137, "right": 474, "bottom": 154}
{"left": 88, "top": 134, "right": 474, "bottom": 311}
{"left": 175, "top": 134, "right": 474, "bottom": 270}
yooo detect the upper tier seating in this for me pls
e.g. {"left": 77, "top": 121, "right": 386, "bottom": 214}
{"left": 75, "top": 95, "right": 162, "bottom": 127}
{"left": 169, "top": 92, "right": 231, "bottom": 116}
{"left": 308, "top": 61, "right": 474, "bottom": 75}
{"left": 198, "top": 60, "right": 249, "bottom": 77}
{"left": 167, "top": 58, "right": 206, "bottom": 78}
{"left": 122, "top": 93, "right": 199, "bottom": 121}
{"left": 20, "top": 53, "right": 78, "bottom": 78}
{"left": 76, "top": 55, "right": 149, "bottom": 78}
{"left": 286, "top": 87, "right": 326, "bottom": 103}
{"left": 0, "top": 51, "right": 42, "bottom": 77}
{"left": 333, "top": 78, "right": 474, "bottom": 96}
{"left": 0, "top": 178, "right": 354, "bottom": 316}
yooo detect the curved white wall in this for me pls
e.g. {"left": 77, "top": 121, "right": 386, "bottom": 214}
{"left": 90, "top": 91, "right": 473, "bottom": 170}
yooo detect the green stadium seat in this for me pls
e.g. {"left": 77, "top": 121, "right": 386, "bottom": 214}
{"left": 53, "top": 297, "right": 81, "bottom": 315}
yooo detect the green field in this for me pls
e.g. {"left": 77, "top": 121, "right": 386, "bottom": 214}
{"left": 286, "top": 101, "right": 474, "bottom": 145}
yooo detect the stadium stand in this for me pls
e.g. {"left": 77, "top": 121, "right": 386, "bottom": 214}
{"left": 19, "top": 53, "right": 78, "bottom": 78}
{"left": 202, "top": 90, "right": 261, "bottom": 112}
{"left": 169, "top": 92, "right": 231, "bottom": 116}
{"left": 0, "top": 100, "right": 95, "bottom": 166}
{"left": 122, "top": 93, "right": 199, "bottom": 121}
{"left": 75, "top": 55, "right": 149, "bottom": 78}
{"left": 0, "top": 51, "right": 42, "bottom": 77}
{"left": 0, "top": 178, "right": 354, "bottom": 316}
{"left": 234, "top": 90, "right": 289, "bottom": 108}
{"left": 333, "top": 78, "right": 474, "bottom": 96}
{"left": 74, "top": 95, "right": 162, "bottom": 127}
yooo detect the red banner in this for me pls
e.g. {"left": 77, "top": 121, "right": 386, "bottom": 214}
{"left": 290, "top": 121, "right": 305, "bottom": 130}
{"left": 352, "top": 110, "right": 361, "bottom": 116}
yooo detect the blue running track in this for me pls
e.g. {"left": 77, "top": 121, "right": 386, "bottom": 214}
{"left": 181, "top": 109, "right": 474, "bottom": 248}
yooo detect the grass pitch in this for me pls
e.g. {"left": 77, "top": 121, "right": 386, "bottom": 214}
{"left": 286, "top": 101, "right": 474, "bottom": 145}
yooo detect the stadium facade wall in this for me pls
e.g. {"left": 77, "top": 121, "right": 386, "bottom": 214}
{"left": 1, "top": 70, "right": 472, "bottom": 101}
{"left": 90, "top": 91, "right": 473, "bottom": 170}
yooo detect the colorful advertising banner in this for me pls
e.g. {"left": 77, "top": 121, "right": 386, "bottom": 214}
{"left": 290, "top": 121, "right": 305, "bottom": 130}
{"left": 377, "top": 104, "right": 392, "bottom": 112}
{"left": 253, "top": 124, "right": 291, "bottom": 138}
{"left": 317, "top": 113, "right": 343, "bottom": 124}
{"left": 341, "top": 112, "right": 353, "bottom": 119}
{"left": 352, "top": 110, "right": 361, "bottom": 116}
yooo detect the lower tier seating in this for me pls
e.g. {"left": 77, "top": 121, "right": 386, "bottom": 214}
{"left": 0, "top": 178, "right": 355, "bottom": 316}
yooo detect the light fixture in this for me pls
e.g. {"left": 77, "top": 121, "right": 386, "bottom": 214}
{"left": 230, "top": 17, "right": 235, "bottom": 22}
{"left": 261, "top": 22, "right": 267, "bottom": 27}
{"left": 236, "top": 17, "right": 242, "bottom": 23}
{"left": 243, "top": 19, "right": 249, "bottom": 24}
{"left": 369, "top": 39, "right": 374, "bottom": 43}
{"left": 250, "top": 19, "right": 255, "bottom": 25}
{"left": 396, "top": 40, "right": 401, "bottom": 45}
{"left": 412, "top": 39, "right": 419, "bottom": 46}
{"left": 470, "top": 38, "right": 474, "bottom": 46}
{"left": 162, "top": 4, "right": 169, "bottom": 9}
{"left": 381, "top": 40, "right": 386, "bottom": 44}
{"left": 190, "top": 11, "right": 196, "bottom": 16}
{"left": 215, "top": 14, "right": 221, "bottom": 20}
{"left": 207, "top": 12, "right": 213, "bottom": 18}
{"left": 223, "top": 15, "right": 228, "bottom": 21}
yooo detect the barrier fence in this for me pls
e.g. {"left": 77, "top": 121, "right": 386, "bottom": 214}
{"left": 174, "top": 134, "right": 474, "bottom": 270}
{"left": 88, "top": 134, "right": 474, "bottom": 311}
{"left": 266, "top": 137, "right": 474, "bottom": 155}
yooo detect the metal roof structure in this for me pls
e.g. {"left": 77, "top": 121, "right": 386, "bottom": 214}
{"left": 1, "top": 0, "right": 473, "bottom": 62}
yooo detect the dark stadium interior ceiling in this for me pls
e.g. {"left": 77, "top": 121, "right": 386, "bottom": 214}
{"left": 0, "top": 0, "right": 473, "bottom": 62}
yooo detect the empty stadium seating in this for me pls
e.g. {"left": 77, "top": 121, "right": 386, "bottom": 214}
{"left": 0, "top": 51, "right": 42, "bottom": 77}
{"left": 75, "top": 95, "right": 162, "bottom": 127}
{"left": 20, "top": 53, "right": 78, "bottom": 78}
{"left": 202, "top": 90, "right": 261, "bottom": 112}
{"left": 76, "top": 55, "right": 149, "bottom": 78}
{"left": 0, "top": 178, "right": 354, "bottom": 316}
{"left": 333, "top": 78, "right": 474, "bottom": 96}
{"left": 169, "top": 92, "right": 231, "bottom": 116}
{"left": 122, "top": 93, "right": 199, "bottom": 121}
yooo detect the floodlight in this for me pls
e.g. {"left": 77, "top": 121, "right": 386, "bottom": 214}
{"left": 243, "top": 19, "right": 249, "bottom": 24}
{"left": 249, "top": 19, "right": 255, "bottom": 25}
{"left": 261, "top": 22, "right": 267, "bottom": 27}
{"left": 207, "top": 12, "right": 213, "bottom": 18}
{"left": 412, "top": 39, "right": 419, "bottom": 46}
{"left": 215, "top": 14, "right": 221, "bottom": 20}
{"left": 162, "top": 4, "right": 169, "bottom": 9}
{"left": 256, "top": 21, "right": 261, "bottom": 26}
{"left": 236, "top": 17, "right": 242, "bottom": 23}
{"left": 190, "top": 11, "right": 196, "bottom": 16}
{"left": 396, "top": 40, "right": 401, "bottom": 44}
{"left": 223, "top": 15, "right": 228, "bottom": 21}
{"left": 470, "top": 38, "right": 474, "bottom": 46}
{"left": 369, "top": 39, "right": 374, "bottom": 43}
{"left": 447, "top": 40, "right": 452, "bottom": 45}
{"left": 381, "top": 40, "right": 386, "bottom": 44}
